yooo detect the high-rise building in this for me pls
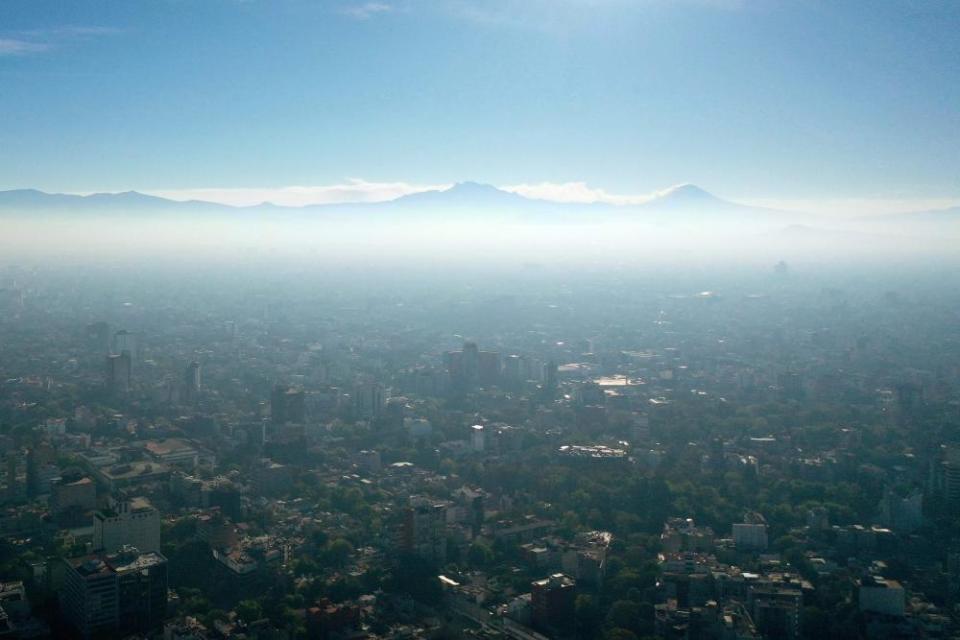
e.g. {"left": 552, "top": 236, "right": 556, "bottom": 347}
{"left": 542, "top": 360, "right": 558, "bottom": 399}
{"left": 858, "top": 575, "right": 905, "bottom": 617}
{"left": 470, "top": 424, "right": 485, "bottom": 452}
{"left": 183, "top": 361, "right": 201, "bottom": 401}
{"left": 478, "top": 350, "right": 501, "bottom": 385}
{"left": 531, "top": 573, "right": 576, "bottom": 634}
{"left": 400, "top": 497, "right": 447, "bottom": 564}
{"left": 271, "top": 385, "right": 305, "bottom": 424}
{"left": 111, "top": 330, "right": 141, "bottom": 363}
{"left": 106, "top": 352, "right": 132, "bottom": 394}
{"left": 944, "top": 444, "right": 960, "bottom": 505}
{"left": 749, "top": 584, "right": 802, "bottom": 640}
{"left": 503, "top": 355, "right": 522, "bottom": 386}
{"left": 255, "top": 458, "right": 293, "bottom": 496}
{"left": 462, "top": 342, "right": 480, "bottom": 384}
{"left": 778, "top": 372, "right": 804, "bottom": 400}
{"left": 86, "top": 321, "right": 112, "bottom": 354}
{"left": 733, "top": 512, "right": 769, "bottom": 552}
{"left": 3, "top": 452, "right": 25, "bottom": 502}
{"left": 26, "top": 444, "right": 59, "bottom": 497}
{"left": 52, "top": 476, "right": 97, "bottom": 518}
{"left": 61, "top": 548, "right": 167, "bottom": 639}
{"left": 93, "top": 496, "right": 161, "bottom": 554}
{"left": 353, "top": 381, "right": 385, "bottom": 419}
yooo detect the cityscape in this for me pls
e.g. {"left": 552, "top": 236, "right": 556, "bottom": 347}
{"left": 1, "top": 262, "right": 959, "bottom": 639}
{"left": 1, "top": 1, "right": 959, "bottom": 639}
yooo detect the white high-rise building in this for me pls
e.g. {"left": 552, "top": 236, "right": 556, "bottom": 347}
{"left": 733, "top": 513, "right": 769, "bottom": 552}
{"left": 93, "top": 496, "right": 161, "bottom": 554}
{"left": 470, "top": 424, "right": 485, "bottom": 452}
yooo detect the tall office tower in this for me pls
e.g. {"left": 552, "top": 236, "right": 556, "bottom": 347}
{"left": 400, "top": 497, "right": 448, "bottom": 564}
{"left": 85, "top": 321, "right": 112, "bottom": 354}
{"left": 542, "top": 360, "right": 558, "bottom": 398}
{"left": 477, "top": 350, "right": 501, "bottom": 385}
{"left": 531, "top": 574, "right": 576, "bottom": 634}
{"left": 945, "top": 444, "right": 960, "bottom": 505}
{"left": 106, "top": 352, "right": 131, "bottom": 394}
{"left": 93, "top": 496, "right": 161, "bottom": 554}
{"left": 455, "top": 486, "right": 485, "bottom": 538}
{"left": 271, "top": 385, "right": 306, "bottom": 424}
{"left": 26, "top": 443, "right": 59, "bottom": 497}
{"left": 51, "top": 475, "right": 97, "bottom": 518}
{"left": 353, "top": 381, "right": 385, "bottom": 419}
{"left": 112, "top": 330, "right": 140, "bottom": 363}
{"left": 733, "top": 512, "right": 769, "bottom": 552}
{"left": 777, "top": 372, "right": 804, "bottom": 400}
{"left": 62, "top": 548, "right": 168, "bottom": 639}
{"left": 632, "top": 413, "right": 651, "bottom": 442}
{"left": 503, "top": 354, "right": 522, "bottom": 387}
{"left": 749, "top": 583, "right": 803, "bottom": 640}
{"left": 470, "top": 424, "right": 486, "bottom": 452}
{"left": 183, "top": 361, "right": 201, "bottom": 401}
{"left": 895, "top": 382, "right": 922, "bottom": 419}
{"left": 443, "top": 349, "right": 464, "bottom": 383}
{"left": 462, "top": 341, "right": 480, "bottom": 384}
{"left": 4, "top": 452, "right": 25, "bottom": 502}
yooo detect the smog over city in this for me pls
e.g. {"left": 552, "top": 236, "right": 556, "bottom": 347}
{"left": 1, "top": 2, "right": 959, "bottom": 640}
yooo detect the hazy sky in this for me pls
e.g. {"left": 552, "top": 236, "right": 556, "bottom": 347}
{"left": 1, "top": 0, "right": 958, "bottom": 213}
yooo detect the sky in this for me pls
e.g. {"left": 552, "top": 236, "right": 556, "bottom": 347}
{"left": 0, "top": 0, "right": 958, "bottom": 215}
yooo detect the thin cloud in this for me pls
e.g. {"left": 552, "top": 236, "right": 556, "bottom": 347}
{"left": 0, "top": 25, "right": 120, "bottom": 57}
{"left": 437, "top": 0, "right": 747, "bottom": 31}
{"left": 738, "top": 196, "right": 960, "bottom": 217}
{"left": 146, "top": 179, "right": 448, "bottom": 207}
{"left": 502, "top": 181, "right": 657, "bottom": 205}
{"left": 18, "top": 26, "right": 123, "bottom": 38}
{"left": 150, "top": 179, "right": 689, "bottom": 207}
{"left": 0, "top": 39, "right": 49, "bottom": 56}
{"left": 339, "top": 2, "right": 393, "bottom": 20}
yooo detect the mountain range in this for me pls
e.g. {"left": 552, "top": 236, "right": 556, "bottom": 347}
{"left": 0, "top": 182, "right": 775, "bottom": 219}
{"left": 0, "top": 182, "right": 956, "bottom": 227}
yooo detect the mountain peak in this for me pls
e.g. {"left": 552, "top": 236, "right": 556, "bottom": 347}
{"left": 444, "top": 181, "right": 504, "bottom": 195}
{"left": 393, "top": 181, "right": 528, "bottom": 208}
{"left": 656, "top": 183, "right": 716, "bottom": 201}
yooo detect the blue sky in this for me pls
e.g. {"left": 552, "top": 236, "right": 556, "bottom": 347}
{"left": 1, "top": 0, "right": 958, "bottom": 213}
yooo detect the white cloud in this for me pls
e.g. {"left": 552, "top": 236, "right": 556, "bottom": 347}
{"left": 340, "top": 2, "right": 393, "bottom": 19}
{"left": 437, "top": 0, "right": 746, "bottom": 31}
{"left": 146, "top": 179, "right": 449, "bottom": 207}
{"left": 0, "top": 38, "right": 49, "bottom": 56}
{"left": 501, "top": 181, "right": 657, "bottom": 205}
{"left": 737, "top": 196, "right": 960, "bottom": 217}
{"left": 0, "top": 25, "right": 120, "bottom": 56}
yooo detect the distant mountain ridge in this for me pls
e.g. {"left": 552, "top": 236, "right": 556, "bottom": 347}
{"left": 0, "top": 183, "right": 955, "bottom": 226}
{"left": 0, "top": 182, "right": 760, "bottom": 214}
{"left": 0, "top": 188, "right": 233, "bottom": 212}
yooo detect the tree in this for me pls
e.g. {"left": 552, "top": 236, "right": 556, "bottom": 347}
{"left": 575, "top": 594, "right": 601, "bottom": 639}
{"left": 236, "top": 599, "right": 263, "bottom": 624}
{"left": 606, "top": 600, "right": 641, "bottom": 636}
{"left": 467, "top": 541, "right": 494, "bottom": 567}
{"left": 326, "top": 538, "right": 353, "bottom": 568}
{"left": 604, "top": 629, "right": 638, "bottom": 640}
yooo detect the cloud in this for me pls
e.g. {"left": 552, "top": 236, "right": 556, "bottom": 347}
{"left": 0, "top": 25, "right": 120, "bottom": 57}
{"left": 0, "top": 39, "right": 49, "bottom": 56}
{"left": 146, "top": 179, "right": 449, "bottom": 207}
{"left": 339, "top": 2, "right": 393, "bottom": 19}
{"left": 18, "top": 26, "right": 123, "bottom": 38}
{"left": 437, "top": 0, "right": 746, "bottom": 31}
{"left": 150, "top": 179, "right": 686, "bottom": 207}
{"left": 501, "top": 181, "right": 656, "bottom": 205}
{"left": 738, "top": 196, "right": 960, "bottom": 217}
